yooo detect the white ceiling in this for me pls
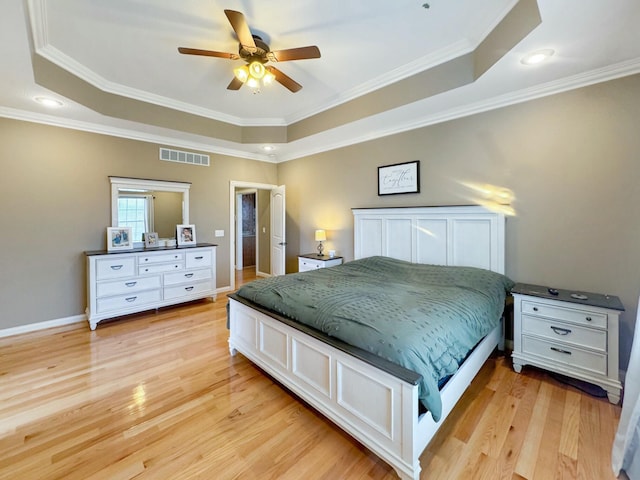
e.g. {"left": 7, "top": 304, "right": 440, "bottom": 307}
{"left": 2, "top": 0, "right": 640, "bottom": 162}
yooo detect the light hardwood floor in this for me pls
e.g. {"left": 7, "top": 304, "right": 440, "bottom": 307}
{"left": 0, "top": 271, "right": 621, "bottom": 479}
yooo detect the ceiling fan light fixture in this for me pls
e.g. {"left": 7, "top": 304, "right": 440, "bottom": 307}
{"left": 233, "top": 65, "right": 249, "bottom": 83}
{"left": 249, "top": 61, "right": 266, "bottom": 79}
{"left": 246, "top": 76, "right": 260, "bottom": 89}
{"left": 263, "top": 70, "right": 276, "bottom": 85}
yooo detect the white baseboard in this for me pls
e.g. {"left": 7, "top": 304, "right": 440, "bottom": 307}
{"left": 217, "top": 286, "right": 232, "bottom": 294}
{"left": 256, "top": 271, "right": 270, "bottom": 278}
{"left": 0, "top": 314, "right": 86, "bottom": 339}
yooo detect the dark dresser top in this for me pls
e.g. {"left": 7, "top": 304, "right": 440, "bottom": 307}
{"left": 85, "top": 242, "right": 218, "bottom": 256}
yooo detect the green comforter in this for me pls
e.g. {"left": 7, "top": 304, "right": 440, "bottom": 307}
{"left": 235, "top": 256, "right": 514, "bottom": 421}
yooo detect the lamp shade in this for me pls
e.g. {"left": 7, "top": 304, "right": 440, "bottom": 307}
{"left": 315, "top": 229, "right": 326, "bottom": 242}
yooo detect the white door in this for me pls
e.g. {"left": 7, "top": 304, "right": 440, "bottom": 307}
{"left": 270, "top": 185, "right": 286, "bottom": 276}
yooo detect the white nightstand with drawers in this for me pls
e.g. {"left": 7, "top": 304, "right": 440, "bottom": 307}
{"left": 298, "top": 253, "right": 343, "bottom": 272}
{"left": 511, "top": 283, "right": 624, "bottom": 404}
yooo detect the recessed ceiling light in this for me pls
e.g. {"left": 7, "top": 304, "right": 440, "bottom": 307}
{"left": 521, "top": 49, "right": 554, "bottom": 65}
{"left": 34, "top": 96, "right": 64, "bottom": 107}
{"left": 262, "top": 145, "right": 274, "bottom": 152}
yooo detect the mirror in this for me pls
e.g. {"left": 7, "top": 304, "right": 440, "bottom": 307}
{"left": 110, "top": 177, "right": 191, "bottom": 244}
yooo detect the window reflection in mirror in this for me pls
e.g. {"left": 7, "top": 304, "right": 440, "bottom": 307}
{"left": 110, "top": 177, "right": 190, "bottom": 245}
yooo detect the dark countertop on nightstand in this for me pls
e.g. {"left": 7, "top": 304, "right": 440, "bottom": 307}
{"left": 511, "top": 282, "right": 624, "bottom": 311}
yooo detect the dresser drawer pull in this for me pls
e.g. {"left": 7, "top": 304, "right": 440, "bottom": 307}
{"left": 125, "top": 296, "right": 137, "bottom": 302}
{"left": 185, "top": 286, "right": 194, "bottom": 291}
{"left": 110, "top": 265, "right": 123, "bottom": 270}
{"left": 533, "top": 307, "right": 538, "bottom": 312}
{"left": 194, "top": 256, "right": 204, "bottom": 260}
{"left": 585, "top": 317, "right": 592, "bottom": 322}
{"left": 143, "top": 258, "right": 150, "bottom": 262}
{"left": 550, "top": 326, "right": 571, "bottom": 335}
{"left": 550, "top": 347, "right": 572, "bottom": 355}
{"left": 185, "top": 273, "right": 194, "bottom": 278}
{"left": 125, "top": 281, "right": 137, "bottom": 287}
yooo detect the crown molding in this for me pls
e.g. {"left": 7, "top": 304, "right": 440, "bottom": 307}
{"left": 0, "top": 106, "right": 276, "bottom": 163}
{"left": 276, "top": 57, "right": 640, "bottom": 162}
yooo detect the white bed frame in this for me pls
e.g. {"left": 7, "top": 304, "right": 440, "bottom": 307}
{"left": 228, "top": 206, "right": 506, "bottom": 479}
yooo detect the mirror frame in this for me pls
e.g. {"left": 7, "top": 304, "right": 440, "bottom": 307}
{"left": 110, "top": 176, "right": 191, "bottom": 228}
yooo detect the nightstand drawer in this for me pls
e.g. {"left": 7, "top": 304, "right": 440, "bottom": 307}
{"left": 522, "top": 300, "right": 607, "bottom": 329}
{"left": 522, "top": 315, "right": 607, "bottom": 352}
{"left": 299, "top": 259, "right": 323, "bottom": 271}
{"left": 522, "top": 335, "right": 607, "bottom": 375}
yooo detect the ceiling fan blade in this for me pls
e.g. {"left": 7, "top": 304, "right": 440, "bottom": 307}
{"left": 267, "top": 66, "right": 302, "bottom": 93}
{"left": 178, "top": 47, "right": 239, "bottom": 60}
{"left": 227, "top": 77, "right": 244, "bottom": 90}
{"left": 224, "top": 10, "right": 256, "bottom": 53}
{"left": 268, "top": 46, "right": 321, "bottom": 62}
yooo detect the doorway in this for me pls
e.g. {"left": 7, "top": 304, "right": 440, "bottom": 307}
{"left": 229, "top": 181, "right": 286, "bottom": 292}
{"left": 235, "top": 190, "right": 257, "bottom": 272}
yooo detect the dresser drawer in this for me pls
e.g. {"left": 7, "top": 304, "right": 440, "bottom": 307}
{"left": 96, "top": 289, "right": 161, "bottom": 313}
{"left": 96, "top": 275, "right": 161, "bottom": 298}
{"left": 96, "top": 257, "right": 136, "bottom": 280}
{"left": 164, "top": 269, "right": 212, "bottom": 286}
{"left": 522, "top": 335, "right": 607, "bottom": 375}
{"left": 139, "top": 252, "right": 184, "bottom": 264}
{"left": 522, "top": 300, "right": 607, "bottom": 329}
{"left": 186, "top": 250, "right": 213, "bottom": 269}
{"left": 164, "top": 280, "right": 213, "bottom": 300}
{"left": 139, "top": 263, "right": 183, "bottom": 275}
{"left": 522, "top": 315, "right": 607, "bottom": 352}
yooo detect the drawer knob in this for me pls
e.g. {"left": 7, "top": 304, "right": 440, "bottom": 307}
{"left": 110, "top": 265, "right": 123, "bottom": 270}
{"left": 533, "top": 307, "right": 538, "bottom": 312}
{"left": 125, "top": 296, "right": 137, "bottom": 302}
{"left": 551, "top": 326, "right": 571, "bottom": 335}
{"left": 585, "top": 316, "right": 592, "bottom": 321}
{"left": 550, "top": 346, "right": 572, "bottom": 355}
{"left": 125, "top": 281, "right": 137, "bottom": 287}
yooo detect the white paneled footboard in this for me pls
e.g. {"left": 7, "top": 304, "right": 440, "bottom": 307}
{"left": 228, "top": 298, "right": 422, "bottom": 480}
{"left": 228, "top": 296, "right": 503, "bottom": 479}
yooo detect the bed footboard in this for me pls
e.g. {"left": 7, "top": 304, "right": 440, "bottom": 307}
{"left": 228, "top": 298, "right": 422, "bottom": 480}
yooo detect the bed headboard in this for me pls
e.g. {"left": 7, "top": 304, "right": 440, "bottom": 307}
{"left": 352, "top": 205, "right": 506, "bottom": 274}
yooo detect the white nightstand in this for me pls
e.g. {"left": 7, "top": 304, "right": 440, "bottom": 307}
{"left": 511, "top": 282, "right": 624, "bottom": 404}
{"left": 298, "top": 253, "right": 343, "bottom": 272}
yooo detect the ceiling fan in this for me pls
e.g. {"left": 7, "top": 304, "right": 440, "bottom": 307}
{"left": 178, "top": 9, "right": 321, "bottom": 93}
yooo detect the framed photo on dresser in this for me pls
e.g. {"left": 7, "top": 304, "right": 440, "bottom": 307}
{"left": 106, "top": 227, "right": 133, "bottom": 251}
{"left": 177, "top": 224, "right": 196, "bottom": 246}
{"left": 144, "top": 232, "right": 159, "bottom": 248}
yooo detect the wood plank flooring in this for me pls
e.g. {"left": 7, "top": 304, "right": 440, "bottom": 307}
{"left": 0, "top": 273, "right": 621, "bottom": 479}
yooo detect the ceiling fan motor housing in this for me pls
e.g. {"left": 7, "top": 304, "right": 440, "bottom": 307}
{"left": 239, "top": 35, "right": 270, "bottom": 63}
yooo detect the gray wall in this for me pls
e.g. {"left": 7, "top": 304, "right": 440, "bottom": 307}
{"left": 0, "top": 118, "right": 277, "bottom": 329}
{"left": 278, "top": 74, "right": 640, "bottom": 370}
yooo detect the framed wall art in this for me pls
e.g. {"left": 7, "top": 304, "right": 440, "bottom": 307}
{"left": 177, "top": 224, "right": 196, "bottom": 246}
{"left": 378, "top": 160, "right": 420, "bottom": 196}
{"left": 106, "top": 227, "right": 133, "bottom": 252}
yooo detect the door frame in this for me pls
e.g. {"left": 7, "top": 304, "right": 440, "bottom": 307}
{"left": 229, "top": 181, "right": 281, "bottom": 291}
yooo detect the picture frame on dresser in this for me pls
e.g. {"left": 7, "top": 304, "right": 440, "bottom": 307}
{"left": 106, "top": 227, "right": 133, "bottom": 252}
{"left": 177, "top": 224, "right": 196, "bottom": 246}
{"left": 144, "top": 232, "right": 159, "bottom": 248}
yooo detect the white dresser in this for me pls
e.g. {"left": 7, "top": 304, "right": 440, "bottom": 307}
{"left": 85, "top": 244, "right": 217, "bottom": 330}
{"left": 511, "top": 283, "right": 624, "bottom": 404}
{"left": 298, "top": 253, "right": 343, "bottom": 272}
